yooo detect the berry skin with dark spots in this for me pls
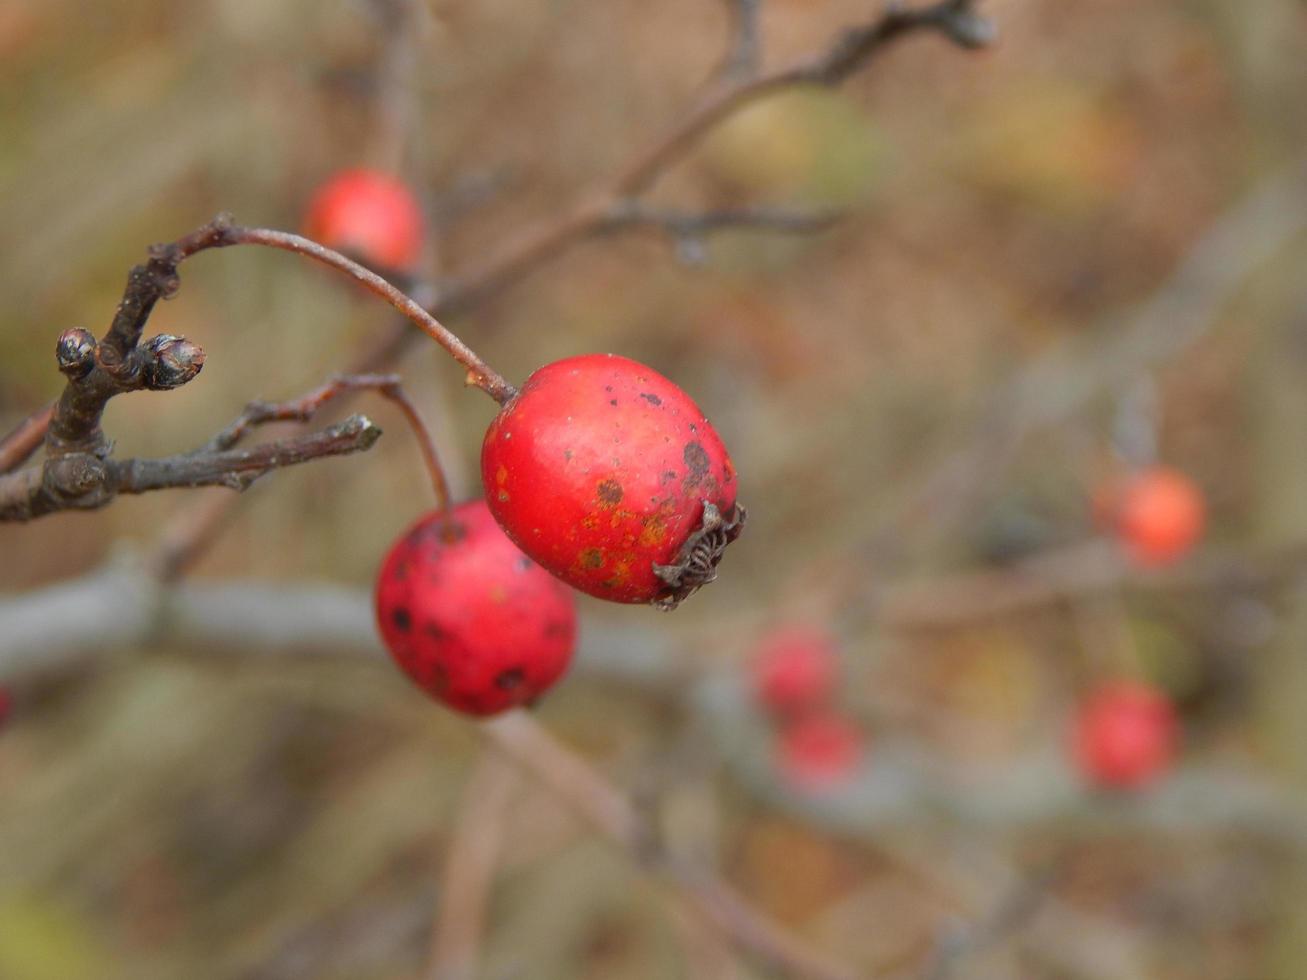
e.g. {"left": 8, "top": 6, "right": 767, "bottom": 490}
{"left": 480, "top": 354, "right": 744, "bottom": 609}
{"left": 374, "top": 500, "right": 577, "bottom": 716}
{"left": 304, "top": 168, "right": 423, "bottom": 272}
{"left": 1071, "top": 680, "right": 1178, "bottom": 790}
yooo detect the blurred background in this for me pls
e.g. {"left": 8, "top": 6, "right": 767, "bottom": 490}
{"left": 3, "top": 0, "right": 1307, "bottom": 977}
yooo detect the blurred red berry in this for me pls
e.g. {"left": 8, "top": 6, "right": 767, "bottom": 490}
{"left": 751, "top": 626, "right": 838, "bottom": 717}
{"left": 0, "top": 687, "right": 10, "bottom": 728}
{"left": 1072, "top": 680, "right": 1178, "bottom": 790}
{"left": 776, "top": 712, "right": 864, "bottom": 792}
{"left": 304, "top": 168, "right": 423, "bottom": 271}
{"left": 481, "top": 354, "right": 743, "bottom": 609}
{"left": 374, "top": 500, "right": 577, "bottom": 716}
{"left": 1114, "top": 467, "right": 1205, "bottom": 566}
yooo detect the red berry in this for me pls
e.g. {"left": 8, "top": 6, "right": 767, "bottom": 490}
{"left": 776, "top": 713, "right": 864, "bottom": 792}
{"left": 304, "top": 168, "right": 423, "bottom": 271}
{"left": 0, "top": 687, "right": 10, "bottom": 728}
{"left": 751, "top": 626, "right": 838, "bottom": 717}
{"left": 1071, "top": 680, "right": 1178, "bottom": 790}
{"left": 1114, "top": 467, "right": 1205, "bottom": 566}
{"left": 481, "top": 354, "right": 744, "bottom": 609}
{"left": 374, "top": 500, "right": 577, "bottom": 716}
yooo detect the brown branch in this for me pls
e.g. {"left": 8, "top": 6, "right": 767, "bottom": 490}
{"left": 205, "top": 373, "right": 450, "bottom": 512}
{"left": 0, "top": 415, "right": 381, "bottom": 521}
{"left": 0, "top": 402, "right": 54, "bottom": 474}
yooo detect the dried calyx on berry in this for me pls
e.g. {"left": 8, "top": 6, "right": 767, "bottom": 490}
{"left": 374, "top": 500, "right": 577, "bottom": 716}
{"left": 481, "top": 354, "right": 744, "bottom": 610}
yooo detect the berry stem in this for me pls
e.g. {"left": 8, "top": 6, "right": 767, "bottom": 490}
{"left": 221, "top": 224, "right": 516, "bottom": 405}
{"left": 207, "top": 372, "right": 452, "bottom": 514}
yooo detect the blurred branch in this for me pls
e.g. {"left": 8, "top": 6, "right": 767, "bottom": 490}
{"left": 0, "top": 402, "right": 55, "bottom": 474}
{"left": 7, "top": 538, "right": 1307, "bottom": 674}
{"left": 3, "top": 561, "right": 1305, "bottom": 846}
{"left": 607, "top": 200, "right": 842, "bottom": 264}
{"left": 719, "top": 0, "right": 764, "bottom": 81}
{"left": 482, "top": 710, "right": 862, "bottom": 980}
{"left": 425, "top": 753, "right": 518, "bottom": 980}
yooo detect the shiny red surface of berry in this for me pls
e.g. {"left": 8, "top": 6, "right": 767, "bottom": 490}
{"left": 1114, "top": 467, "right": 1205, "bottom": 567}
{"left": 374, "top": 500, "right": 577, "bottom": 716}
{"left": 1072, "top": 680, "right": 1178, "bottom": 790}
{"left": 304, "top": 169, "right": 423, "bottom": 272}
{"left": 776, "top": 713, "right": 864, "bottom": 792}
{"left": 751, "top": 626, "right": 838, "bottom": 717}
{"left": 481, "top": 354, "right": 744, "bottom": 609}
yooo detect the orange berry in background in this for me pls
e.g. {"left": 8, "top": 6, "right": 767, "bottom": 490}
{"left": 750, "top": 625, "right": 839, "bottom": 718}
{"left": 1114, "top": 466, "right": 1205, "bottom": 566}
{"left": 1071, "top": 680, "right": 1178, "bottom": 791}
{"left": 303, "top": 168, "right": 423, "bottom": 272}
{"left": 775, "top": 712, "right": 864, "bottom": 793}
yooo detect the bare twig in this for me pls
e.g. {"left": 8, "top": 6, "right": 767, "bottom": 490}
{"left": 0, "top": 402, "right": 54, "bottom": 474}
{"left": 221, "top": 223, "right": 515, "bottom": 404}
{"left": 206, "top": 373, "right": 450, "bottom": 512}
{"left": 0, "top": 415, "right": 381, "bottom": 521}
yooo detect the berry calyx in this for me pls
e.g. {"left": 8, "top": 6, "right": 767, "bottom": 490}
{"left": 1071, "top": 680, "right": 1178, "bottom": 790}
{"left": 304, "top": 169, "right": 423, "bottom": 272}
{"left": 751, "top": 625, "right": 838, "bottom": 717}
{"left": 480, "top": 354, "right": 744, "bottom": 609}
{"left": 374, "top": 500, "right": 578, "bottom": 716}
{"left": 775, "top": 712, "right": 864, "bottom": 792}
{"left": 1113, "top": 467, "right": 1205, "bottom": 567}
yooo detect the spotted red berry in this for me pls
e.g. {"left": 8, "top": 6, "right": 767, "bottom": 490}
{"left": 751, "top": 625, "right": 838, "bottom": 717}
{"left": 776, "top": 712, "right": 864, "bottom": 792}
{"left": 374, "top": 500, "right": 577, "bottom": 716}
{"left": 304, "top": 168, "right": 423, "bottom": 272}
{"left": 1071, "top": 680, "right": 1178, "bottom": 790}
{"left": 1113, "top": 467, "right": 1205, "bottom": 567}
{"left": 481, "top": 354, "right": 744, "bottom": 609}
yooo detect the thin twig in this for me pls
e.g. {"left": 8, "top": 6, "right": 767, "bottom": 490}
{"left": 207, "top": 373, "right": 450, "bottom": 512}
{"left": 0, "top": 416, "right": 381, "bottom": 521}
{"left": 0, "top": 402, "right": 54, "bottom": 474}
{"left": 223, "top": 224, "right": 515, "bottom": 404}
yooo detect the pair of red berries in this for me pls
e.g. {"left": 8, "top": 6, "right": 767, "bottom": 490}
{"left": 1071, "top": 680, "right": 1178, "bottom": 790}
{"left": 375, "top": 354, "right": 743, "bottom": 715}
{"left": 751, "top": 627, "right": 864, "bottom": 791}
